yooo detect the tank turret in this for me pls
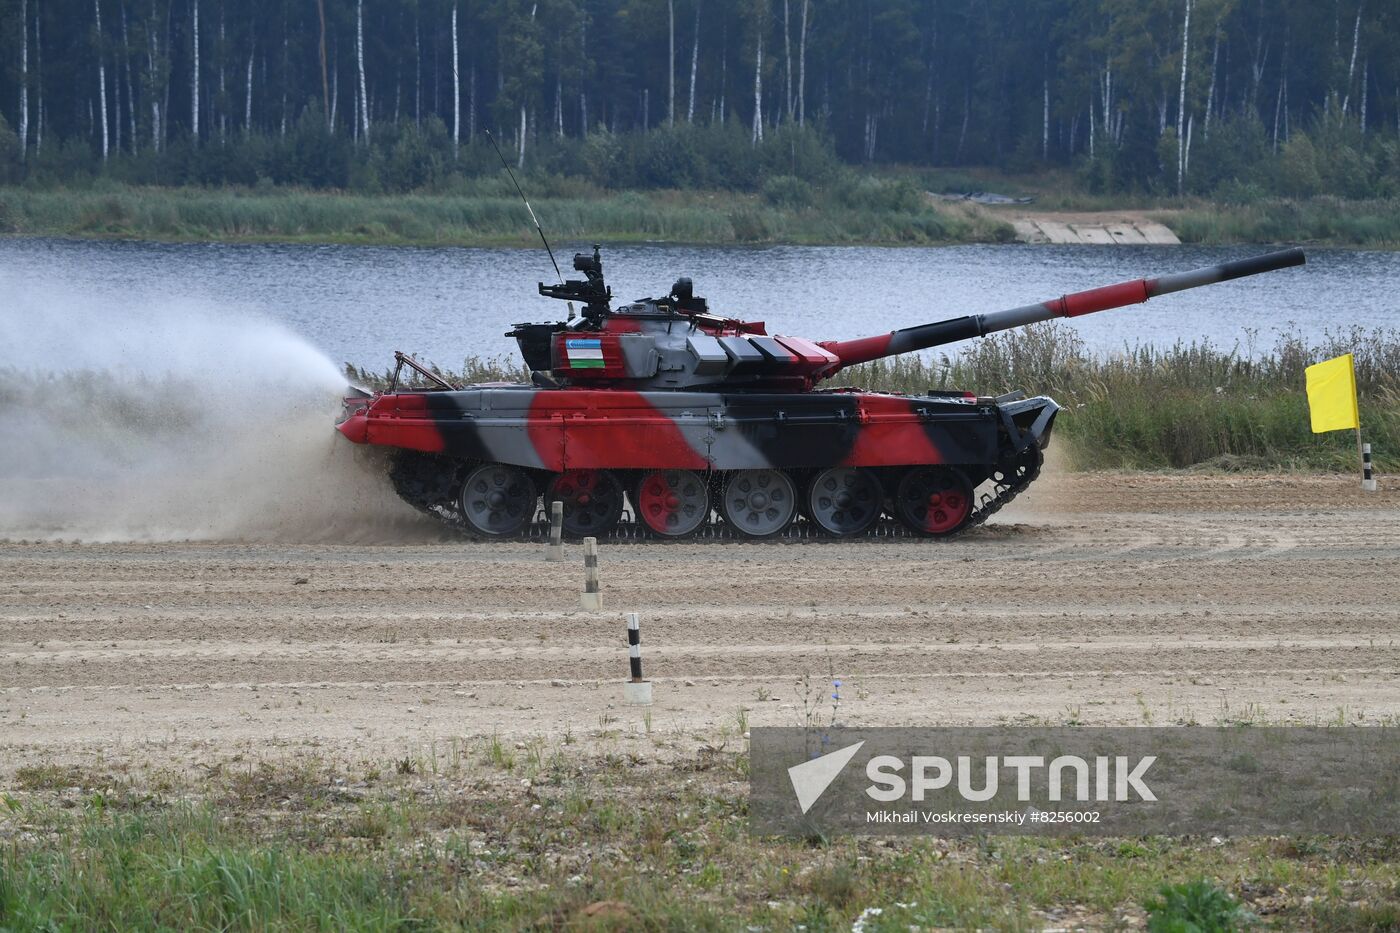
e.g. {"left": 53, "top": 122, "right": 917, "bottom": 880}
{"left": 509, "top": 248, "right": 1305, "bottom": 391}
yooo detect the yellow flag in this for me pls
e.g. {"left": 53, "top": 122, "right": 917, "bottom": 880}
{"left": 1305, "top": 353, "right": 1359, "bottom": 433}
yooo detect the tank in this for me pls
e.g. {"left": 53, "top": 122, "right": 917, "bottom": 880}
{"left": 337, "top": 246, "right": 1305, "bottom": 539}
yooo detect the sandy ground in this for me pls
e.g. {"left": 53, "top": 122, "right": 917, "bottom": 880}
{"left": 3, "top": 469, "right": 1397, "bottom": 776}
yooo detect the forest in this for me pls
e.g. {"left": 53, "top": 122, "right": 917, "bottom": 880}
{"left": 0, "top": 0, "right": 1398, "bottom": 199}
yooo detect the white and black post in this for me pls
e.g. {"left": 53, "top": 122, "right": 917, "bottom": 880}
{"left": 623, "top": 612, "right": 653, "bottom": 705}
{"left": 546, "top": 500, "right": 565, "bottom": 561}
{"left": 1363, "top": 442, "right": 1377, "bottom": 492}
{"left": 579, "top": 536, "right": 602, "bottom": 610}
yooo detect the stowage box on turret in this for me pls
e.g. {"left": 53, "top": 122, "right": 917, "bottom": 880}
{"left": 337, "top": 246, "right": 1305, "bottom": 539}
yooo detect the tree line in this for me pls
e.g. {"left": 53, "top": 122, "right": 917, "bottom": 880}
{"left": 1, "top": 0, "right": 1398, "bottom": 196}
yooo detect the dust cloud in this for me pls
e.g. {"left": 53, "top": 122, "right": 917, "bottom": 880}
{"left": 0, "top": 284, "right": 434, "bottom": 543}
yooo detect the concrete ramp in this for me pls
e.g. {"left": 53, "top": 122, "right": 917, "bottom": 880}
{"left": 1072, "top": 225, "right": 1116, "bottom": 245}
{"left": 1013, "top": 218, "right": 1180, "bottom": 245}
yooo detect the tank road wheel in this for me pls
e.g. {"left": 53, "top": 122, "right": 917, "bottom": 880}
{"left": 721, "top": 469, "right": 798, "bottom": 538}
{"left": 547, "top": 470, "right": 626, "bottom": 537}
{"left": 806, "top": 467, "right": 883, "bottom": 537}
{"left": 894, "top": 467, "right": 974, "bottom": 537}
{"left": 459, "top": 464, "right": 538, "bottom": 537}
{"left": 636, "top": 469, "right": 711, "bottom": 538}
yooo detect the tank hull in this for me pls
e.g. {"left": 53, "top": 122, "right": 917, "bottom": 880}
{"left": 338, "top": 385, "right": 1057, "bottom": 539}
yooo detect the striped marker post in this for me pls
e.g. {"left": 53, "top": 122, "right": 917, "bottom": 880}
{"left": 579, "top": 537, "right": 602, "bottom": 610}
{"left": 623, "top": 612, "right": 653, "bottom": 705}
{"left": 1363, "top": 443, "right": 1377, "bottom": 492}
{"left": 545, "top": 500, "right": 565, "bottom": 561}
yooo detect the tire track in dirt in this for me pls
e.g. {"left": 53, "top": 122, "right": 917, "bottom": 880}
{"left": 1, "top": 471, "right": 1396, "bottom": 769}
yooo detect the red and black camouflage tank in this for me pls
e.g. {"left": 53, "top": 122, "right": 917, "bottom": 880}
{"left": 337, "top": 246, "right": 1305, "bottom": 539}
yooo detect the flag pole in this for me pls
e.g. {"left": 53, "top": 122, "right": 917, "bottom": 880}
{"left": 1356, "top": 424, "right": 1365, "bottom": 487}
{"left": 1349, "top": 353, "right": 1367, "bottom": 491}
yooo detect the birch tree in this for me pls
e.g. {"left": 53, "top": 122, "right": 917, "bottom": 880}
{"left": 34, "top": 0, "right": 43, "bottom": 152}
{"left": 245, "top": 40, "right": 253, "bottom": 136}
{"left": 356, "top": 0, "right": 369, "bottom": 143}
{"left": 519, "top": 3, "right": 539, "bottom": 168}
{"left": 782, "top": 0, "right": 791, "bottom": 120}
{"left": 1203, "top": 24, "right": 1220, "bottom": 139}
{"left": 316, "top": 0, "right": 330, "bottom": 128}
{"left": 796, "top": 0, "right": 807, "bottom": 126}
{"left": 1043, "top": 75, "right": 1049, "bottom": 159}
{"left": 414, "top": 9, "right": 420, "bottom": 126}
{"left": 1176, "top": 0, "right": 1192, "bottom": 194}
{"left": 216, "top": 8, "right": 225, "bottom": 142}
{"left": 751, "top": 0, "right": 765, "bottom": 144}
{"left": 687, "top": 0, "right": 700, "bottom": 123}
{"left": 120, "top": 1, "right": 135, "bottom": 149}
{"left": 145, "top": 15, "right": 161, "bottom": 152}
{"left": 190, "top": 0, "right": 198, "bottom": 141}
{"left": 578, "top": 15, "right": 587, "bottom": 133}
{"left": 667, "top": 0, "right": 675, "bottom": 124}
{"left": 95, "top": 0, "right": 109, "bottom": 159}
{"left": 19, "top": 0, "right": 29, "bottom": 158}
{"left": 1342, "top": 2, "right": 1363, "bottom": 114}
{"left": 452, "top": 3, "right": 460, "bottom": 153}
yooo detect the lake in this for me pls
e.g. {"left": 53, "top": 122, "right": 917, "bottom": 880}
{"left": 2, "top": 237, "right": 1396, "bottom": 371}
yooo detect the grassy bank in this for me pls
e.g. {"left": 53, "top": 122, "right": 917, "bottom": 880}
{"left": 915, "top": 167, "right": 1400, "bottom": 248}
{"left": 4, "top": 182, "right": 1400, "bottom": 248}
{"left": 1162, "top": 197, "right": 1400, "bottom": 248}
{"left": 359, "top": 325, "right": 1400, "bottom": 473}
{"left": 4, "top": 742, "right": 1398, "bottom": 930}
{"left": 0, "top": 184, "right": 1013, "bottom": 247}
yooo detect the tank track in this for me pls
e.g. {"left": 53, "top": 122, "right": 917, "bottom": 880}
{"left": 391, "top": 449, "right": 1043, "bottom": 543}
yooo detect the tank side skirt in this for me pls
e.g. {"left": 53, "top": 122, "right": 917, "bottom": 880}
{"left": 359, "top": 387, "right": 1034, "bottom": 472}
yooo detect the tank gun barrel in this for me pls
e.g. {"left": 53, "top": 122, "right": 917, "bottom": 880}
{"left": 819, "top": 248, "right": 1305, "bottom": 369}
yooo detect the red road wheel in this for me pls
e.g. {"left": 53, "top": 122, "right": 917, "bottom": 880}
{"left": 546, "top": 470, "right": 625, "bottom": 537}
{"left": 894, "top": 467, "right": 973, "bottom": 537}
{"left": 635, "top": 469, "right": 710, "bottom": 538}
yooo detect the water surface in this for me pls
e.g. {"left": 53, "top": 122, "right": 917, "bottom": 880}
{"left": 2, "top": 238, "right": 1394, "bottom": 369}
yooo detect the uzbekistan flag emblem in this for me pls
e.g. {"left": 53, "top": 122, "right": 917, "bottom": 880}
{"left": 566, "top": 338, "right": 605, "bottom": 369}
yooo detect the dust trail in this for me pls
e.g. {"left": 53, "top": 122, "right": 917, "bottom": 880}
{"left": 0, "top": 283, "right": 435, "bottom": 543}
{"left": 984, "top": 441, "right": 1081, "bottom": 526}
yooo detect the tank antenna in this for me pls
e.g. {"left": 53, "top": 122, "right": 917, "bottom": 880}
{"left": 484, "top": 130, "right": 575, "bottom": 320}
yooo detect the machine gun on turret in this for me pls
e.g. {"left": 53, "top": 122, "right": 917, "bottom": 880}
{"left": 538, "top": 245, "right": 612, "bottom": 320}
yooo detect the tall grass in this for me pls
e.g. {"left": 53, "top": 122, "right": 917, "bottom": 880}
{"left": 0, "top": 806, "right": 413, "bottom": 930}
{"left": 0, "top": 184, "right": 1012, "bottom": 246}
{"left": 365, "top": 325, "right": 1400, "bottom": 472}
{"left": 1164, "top": 197, "right": 1400, "bottom": 248}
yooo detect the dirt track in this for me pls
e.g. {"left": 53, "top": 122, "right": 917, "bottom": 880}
{"left": 3, "top": 470, "right": 1397, "bottom": 774}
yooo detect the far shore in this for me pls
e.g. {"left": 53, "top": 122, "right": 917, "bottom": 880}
{"left": 2, "top": 185, "right": 1396, "bottom": 250}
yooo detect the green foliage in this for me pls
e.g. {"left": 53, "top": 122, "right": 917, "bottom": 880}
{"left": 0, "top": 182, "right": 1017, "bottom": 246}
{"left": 0, "top": 806, "right": 413, "bottom": 930}
{"left": 0, "top": 116, "right": 20, "bottom": 185}
{"left": 1145, "top": 879, "right": 1254, "bottom": 932}
{"left": 1168, "top": 197, "right": 1400, "bottom": 247}
{"left": 4, "top": 0, "right": 1400, "bottom": 202}
{"left": 761, "top": 175, "right": 814, "bottom": 208}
